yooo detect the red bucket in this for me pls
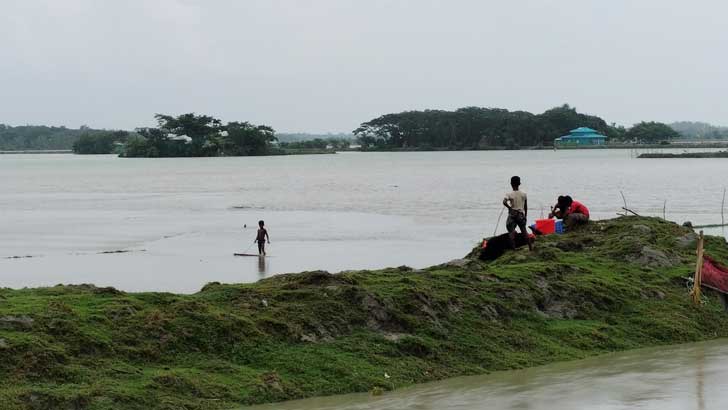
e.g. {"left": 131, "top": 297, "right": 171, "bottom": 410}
{"left": 534, "top": 219, "right": 555, "bottom": 234}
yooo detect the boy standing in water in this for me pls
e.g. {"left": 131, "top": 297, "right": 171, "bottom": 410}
{"left": 255, "top": 220, "right": 270, "bottom": 255}
{"left": 502, "top": 176, "right": 532, "bottom": 250}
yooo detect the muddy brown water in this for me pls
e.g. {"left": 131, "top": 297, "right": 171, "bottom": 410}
{"left": 243, "top": 339, "right": 728, "bottom": 410}
{"left": 2, "top": 150, "right": 727, "bottom": 293}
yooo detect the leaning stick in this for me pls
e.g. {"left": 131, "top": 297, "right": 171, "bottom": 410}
{"left": 620, "top": 190, "right": 628, "bottom": 209}
{"left": 722, "top": 187, "right": 726, "bottom": 227}
{"left": 691, "top": 231, "right": 705, "bottom": 306}
{"left": 493, "top": 206, "right": 506, "bottom": 237}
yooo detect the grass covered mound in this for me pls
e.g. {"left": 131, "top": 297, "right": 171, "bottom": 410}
{"left": 2, "top": 216, "right": 728, "bottom": 410}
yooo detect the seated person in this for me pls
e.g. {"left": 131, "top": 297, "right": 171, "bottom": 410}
{"left": 549, "top": 195, "right": 589, "bottom": 229}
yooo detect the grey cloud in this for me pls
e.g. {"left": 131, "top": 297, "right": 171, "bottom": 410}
{"left": 1, "top": 0, "right": 726, "bottom": 132}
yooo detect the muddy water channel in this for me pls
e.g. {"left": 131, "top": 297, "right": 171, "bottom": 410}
{"left": 245, "top": 339, "right": 728, "bottom": 410}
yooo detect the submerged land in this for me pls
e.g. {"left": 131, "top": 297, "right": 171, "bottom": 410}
{"left": 2, "top": 216, "right": 728, "bottom": 410}
{"left": 638, "top": 150, "right": 728, "bottom": 158}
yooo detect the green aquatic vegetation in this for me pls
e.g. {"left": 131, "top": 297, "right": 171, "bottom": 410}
{"left": 1, "top": 216, "right": 728, "bottom": 409}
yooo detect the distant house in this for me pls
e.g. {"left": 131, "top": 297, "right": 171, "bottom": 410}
{"left": 554, "top": 127, "right": 606, "bottom": 146}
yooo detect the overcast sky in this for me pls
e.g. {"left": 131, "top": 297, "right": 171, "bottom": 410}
{"left": 1, "top": 0, "right": 726, "bottom": 132}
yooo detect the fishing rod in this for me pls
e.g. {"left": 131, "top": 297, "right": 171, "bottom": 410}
{"left": 493, "top": 206, "right": 506, "bottom": 237}
{"left": 234, "top": 226, "right": 256, "bottom": 255}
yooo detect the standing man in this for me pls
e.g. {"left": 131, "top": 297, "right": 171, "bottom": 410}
{"left": 503, "top": 176, "right": 532, "bottom": 250}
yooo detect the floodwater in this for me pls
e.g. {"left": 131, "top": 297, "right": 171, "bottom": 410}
{"left": 244, "top": 339, "right": 728, "bottom": 410}
{"left": 1, "top": 150, "right": 727, "bottom": 293}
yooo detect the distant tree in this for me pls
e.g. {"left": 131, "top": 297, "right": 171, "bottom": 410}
{"left": 73, "top": 130, "right": 128, "bottom": 154}
{"left": 133, "top": 128, "right": 170, "bottom": 157}
{"left": 626, "top": 121, "right": 681, "bottom": 143}
{"left": 154, "top": 113, "right": 223, "bottom": 156}
{"left": 122, "top": 114, "right": 277, "bottom": 158}
{"left": 276, "top": 132, "right": 353, "bottom": 143}
{"left": 537, "top": 104, "right": 611, "bottom": 141}
{"left": 224, "top": 122, "right": 276, "bottom": 156}
{"left": 669, "top": 121, "right": 728, "bottom": 139}
{"left": 0, "top": 125, "right": 108, "bottom": 151}
{"left": 355, "top": 134, "right": 383, "bottom": 150}
{"left": 279, "top": 137, "right": 350, "bottom": 150}
{"left": 605, "top": 123, "right": 628, "bottom": 141}
{"left": 353, "top": 104, "right": 612, "bottom": 149}
{"left": 122, "top": 134, "right": 156, "bottom": 157}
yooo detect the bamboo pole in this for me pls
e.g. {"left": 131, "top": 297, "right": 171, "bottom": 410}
{"left": 721, "top": 187, "right": 726, "bottom": 227}
{"left": 493, "top": 206, "right": 505, "bottom": 237}
{"left": 618, "top": 191, "right": 641, "bottom": 216}
{"left": 691, "top": 231, "right": 705, "bottom": 306}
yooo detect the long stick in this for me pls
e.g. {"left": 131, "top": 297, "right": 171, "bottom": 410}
{"left": 691, "top": 231, "right": 705, "bottom": 306}
{"left": 663, "top": 200, "right": 666, "bottom": 220}
{"left": 493, "top": 207, "right": 505, "bottom": 237}
{"left": 722, "top": 187, "right": 726, "bottom": 227}
{"left": 240, "top": 231, "right": 255, "bottom": 254}
{"left": 620, "top": 190, "right": 628, "bottom": 209}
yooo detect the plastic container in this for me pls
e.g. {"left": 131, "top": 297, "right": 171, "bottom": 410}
{"left": 534, "top": 219, "right": 556, "bottom": 234}
{"left": 555, "top": 220, "right": 564, "bottom": 234}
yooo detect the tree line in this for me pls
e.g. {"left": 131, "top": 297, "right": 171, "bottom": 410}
{"left": 278, "top": 137, "right": 351, "bottom": 150}
{"left": 0, "top": 124, "right": 95, "bottom": 151}
{"left": 0, "top": 124, "right": 133, "bottom": 154}
{"left": 277, "top": 132, "right": 353, "bottom": 143}
{"left": 353, "top": 105, "right": 681, "bottom": 149}
{"left": 1, "top": 114, "right": 277, "bottom": 157}
{"left": 2, "top": 106, "right": 704, "bottom": 155}
{"left": 73, "top": 130, "right": 130, "bottom": 154}
{"left": 669, "top": 121, "right": 728, "bottom": 140}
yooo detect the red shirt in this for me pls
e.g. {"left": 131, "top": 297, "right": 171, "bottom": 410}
{"left": 568, "top": 200, "right": 590, "bottom": 218}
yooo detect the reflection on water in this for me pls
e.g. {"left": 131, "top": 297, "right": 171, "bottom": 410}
{"left": 696, "top": 344, "right": 705, "bottom": 410}
{"left": 244, "top": 339, "right": 728, "bottom": 410}
{"left": 257, "top": 255, "right": 267, "bottom": 276}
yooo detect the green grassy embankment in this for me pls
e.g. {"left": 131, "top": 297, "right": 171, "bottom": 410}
{"left": 2, "top": 216, "right": 728, "bottom": 409}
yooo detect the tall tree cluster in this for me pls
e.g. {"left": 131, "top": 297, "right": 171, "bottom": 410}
{"left": 625, "top": 122, "right": 681, "bottom": 143}
{"left": 123, "top": 113, "right": 276, "bottom": 157}
{"left": 353, "top": 105, "right": 668, "bottom": 149}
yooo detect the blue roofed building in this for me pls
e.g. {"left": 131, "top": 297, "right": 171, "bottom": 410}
{"left": 554, "top": 127, "right": 607, "bottom": 147}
